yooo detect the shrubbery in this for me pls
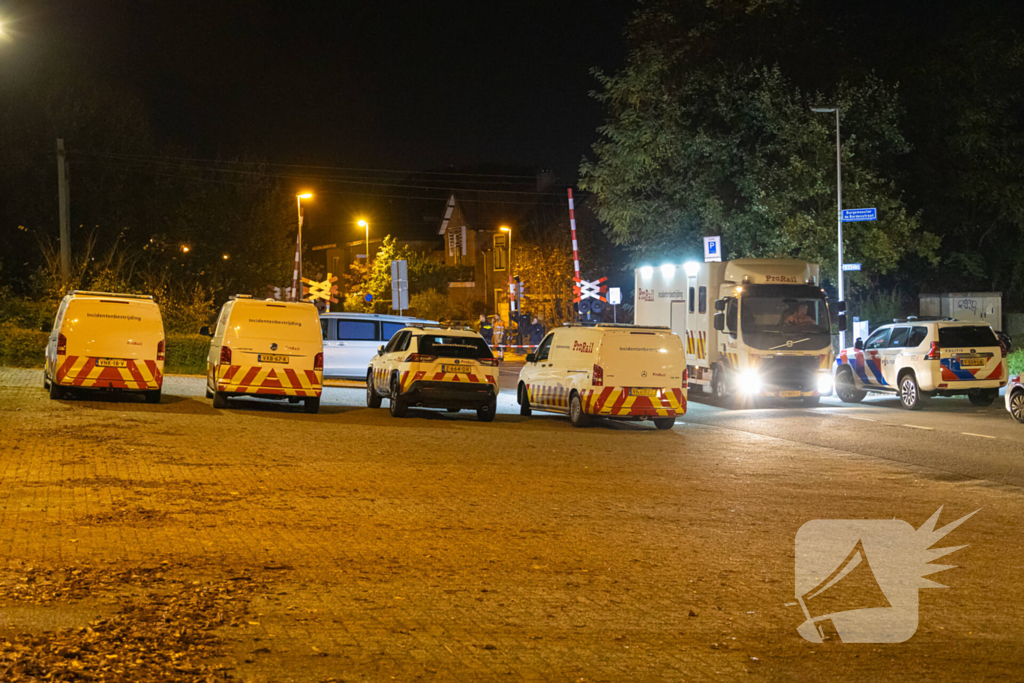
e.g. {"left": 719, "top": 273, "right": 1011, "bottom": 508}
{"left": 164, "top": 334, "right": 209, "bottom": 376}
{"left": 0, "top": 322, "right": 48, "bottom": 368}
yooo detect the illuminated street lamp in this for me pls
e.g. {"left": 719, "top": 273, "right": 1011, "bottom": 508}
{"left": 294, "top": 193, "right": 313, "bottom": 301}
{"left": 811, "top": 106, "right": 846, "bottom": 349}
{"left": 358, "top": 219, "right": 370, "bottom": 265}
{"left": 180, "top": 245, "right": 190, "bottom": 253}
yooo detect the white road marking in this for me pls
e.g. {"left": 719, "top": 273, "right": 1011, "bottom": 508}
{"left": 845, "top": 416, "right": 876, "bottom": 422}
{"left": 962, "top": 432, "right": 996, "bottom": 439}
{"left": 901, "top": 424, "right": 933, "bottom": 430}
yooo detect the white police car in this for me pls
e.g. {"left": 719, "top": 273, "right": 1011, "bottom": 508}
{"left": 834, "top": 318, "right": 1007, "bottom": 410}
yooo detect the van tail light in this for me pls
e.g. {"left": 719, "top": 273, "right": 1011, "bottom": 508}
{"left": 683, "top": 366, "right": 689, "bottom": 386}
{"left": 404, "top": 354, "right": 437, "bottom": 363}
{"left": 1000, "top": 339, "right": 1008, "bottom": 358}
{"left": 156, "top": 340, "right": 165, "bottom": 361}
{"left": 219, "top": 345, "right": 232, "bottom": 365}
{"left": 314, "top": 352, "right": 324, "bottom": 371}
{"left": 56, "top": 333, "right": 67, "bottom": 356}
{"left": 477, "top": 357, "right": 499, "bottom": 367}
{"left": 593, "top": 364, "right": 604, "bottom": 386}
{"left": 924, "top": 342, "right": 941, "bottom": 360}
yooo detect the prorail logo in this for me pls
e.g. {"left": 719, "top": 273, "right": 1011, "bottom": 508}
{"left": 765, "top": 274, "right": 799, "bottom": 284}
{"left": 638, "top": 288, "right": 655, "bottom": 302}
{"left": 572, "top": 340, "right": 595, "bottom": 353}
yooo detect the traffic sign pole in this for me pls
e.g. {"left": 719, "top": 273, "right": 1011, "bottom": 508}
{"left": 834, "top": 108, "right": 845, "bottom": 351}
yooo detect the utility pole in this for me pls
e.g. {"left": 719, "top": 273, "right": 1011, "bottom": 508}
{"left": 57, "top": 139, "right": 71, "bottom": 285}
{"left": 811, "top": 107, "right": 845, "bottom": 349}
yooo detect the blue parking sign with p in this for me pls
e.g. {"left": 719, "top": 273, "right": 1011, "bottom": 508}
{"left": 704, "top": 236, "right": 722, "bottom": 262}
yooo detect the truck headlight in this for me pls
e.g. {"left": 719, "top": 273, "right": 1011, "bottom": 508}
{"left": 738, "top": 370, "right": 762, "bottom": 394}
{"left": 817, "top": 372, "right": 833, "bottom": 395}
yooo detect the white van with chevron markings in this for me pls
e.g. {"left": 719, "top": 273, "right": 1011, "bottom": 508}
{"left": 516, "top": 324, "right": 687, "bottom": 429}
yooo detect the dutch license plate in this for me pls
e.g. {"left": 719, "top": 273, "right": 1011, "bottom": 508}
{"left": 959, "top": 358, "right": 985, "bottom": 367}
{"left": 258, "top": 354, "right": 288, "bottom": 364}
{"left": 780, "top": 390, "right": 801, "bottom": 398}
{"left": 628, "top": 388, "right": 657, "bottom": 397}
{"left": 96, "top": 358, "right": 127, "bottom": 368}
{"left": 443, "top": 364, "right": 473, "bottom": 374}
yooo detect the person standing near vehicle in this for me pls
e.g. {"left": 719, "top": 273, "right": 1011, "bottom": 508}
{"left": 492, "top": 315, "right": 505, "bottom": 359}
{"left": 479, "top": 314, "right": 494, "bottom": 347}
{"left": 529, "top": 316, "right": 545, "bottom": 348}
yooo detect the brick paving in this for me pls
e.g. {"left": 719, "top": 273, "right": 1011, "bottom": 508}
{"left": 1, "top": 367, "right": 1023, "bottom": 681}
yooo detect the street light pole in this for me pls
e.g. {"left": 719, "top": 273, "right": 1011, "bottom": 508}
{"left": 500, "top": 226, "right": 512, "bottom": 322}
{"left": 294, "top": 193, "right": 313, "bottom": 301}
{"left": 812, "top": 107, "right": 845, "bottom": 349}
{"left": 358, "top": 219, "right": 369, "bottom": 266}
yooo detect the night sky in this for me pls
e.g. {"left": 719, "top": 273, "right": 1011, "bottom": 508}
{"left": 7, "top": 0, "right": 632, "bottom": 179}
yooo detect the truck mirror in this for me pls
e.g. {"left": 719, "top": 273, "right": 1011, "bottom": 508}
{"left": 713, "top": 312, "right": 725, "bottom": 332}
{"left": 836, "top": 300, "right": 847, "bottom": 312}
{"left": 714, "top": 299, "right": 727, "bottom": 312}
{"left": 199, "top": 325, "right": 212, "bottom": 337}
{"left": 526, "top": 353, "right": 536, "bottom": 363}
{"left": 40, "top": 321, "right": 53, "bottom": 333}
{"left": 837, "top": 313, "right": 847, "bottom": 330}
{"left": 854, "top": 337, "right": 864, "bottom": 351}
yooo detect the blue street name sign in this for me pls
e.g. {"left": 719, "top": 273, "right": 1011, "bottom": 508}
{"left": 842, "top": 263, "right": 862, "bottom": 271}
{"left": 841, "top": 208, "right": 877, "bottom": 222}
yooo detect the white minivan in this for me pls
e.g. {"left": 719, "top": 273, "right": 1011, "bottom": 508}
{"left": 44, "top": 291, "right": 165, "bottom": 403}
{"left": 320, "top": 312, "right": 435, "bottom": 379}
{"left": 517, "top": 324, "right": 687, "bottom": 429}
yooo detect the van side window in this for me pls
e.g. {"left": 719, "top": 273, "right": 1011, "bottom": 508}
{"left": 320, "top": 318, "right": 329, "bottom": 340}
{"left": 888, "top": 327, "right": 911, "bottom": 348}
{"left": 339, "top": 320, "right": 377, "bottom": 341}
{"left": 698, "top": 287, "right": 707, "bottom": 314}
{"left": 688, "top": 287, "right": 695, "bottom": 313}
{"left": 215, "top": 304, "right": 231, "bottom": 335}
{"left": 908, "top": 326, "right": 928, "bottom": 347}
{"left": 535, "top": 333, "right": 554, "bottom": 361}
{"left": 381, "top": 321, "right": 405, "bottom": 341}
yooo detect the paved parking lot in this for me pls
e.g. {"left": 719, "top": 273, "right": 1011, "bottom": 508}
{"left": 1, "top": 366, "right": 1023, "bottom": 681}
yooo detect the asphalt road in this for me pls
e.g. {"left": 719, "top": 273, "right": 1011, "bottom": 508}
{"left": 328, "top": 362, "right": 1024, "bottom": 488}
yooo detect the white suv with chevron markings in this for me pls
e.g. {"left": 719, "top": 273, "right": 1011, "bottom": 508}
{"left": 366, "top": 326, "right": 500, "bottom": 421}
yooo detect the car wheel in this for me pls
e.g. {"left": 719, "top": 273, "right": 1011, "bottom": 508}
{"left": 389, "top": 377, "right": 408, "bottom": 418}
{"left": 48, "top": 377, "right": 63, "bottom": 400}
{"left": 899, "top": 373, "right": 927, "bottom": 410}
{"left": 713, "top": 368, "right": 738, "bottom": 408}
{"left": 835, "top": 367, "right": 866, "bottom": 403}
{"left": 477, "top": 400, "right": 496, "bottom": 422}
{"left": 968, "top": 388, "right": 997, "bottom": 407}
{"left": 43, "top": 370, "right": 49, "bottom": 389}
{"left": 144, "top": 390, "right": 161, "bottom": 404}
{"left": 304, "top": 397, "right": 320, "bottom": 414}
{"left": 212, "top": 391, "right": 228, "bottom": 409}
{"left": 653, "top": 417, "right": 676, "bottom": 430}
{"left": 205, "top": 386, "right": 213, "bottom": 399}
{"left": 366, "top": 372, "right": 382, "bottom": 408}
{"left": 1010, "top": 390, "right": 1024, "bottom": 424}
{"left": 569, "top": 392, "right": 590, "bottom": 428}
{"left": 519, "top": 383, "right": 532, "bottom": 416}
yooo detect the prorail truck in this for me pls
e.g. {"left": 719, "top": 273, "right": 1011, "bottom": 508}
{"left": 634, "top": 258, "right": 838, "bottom": 406}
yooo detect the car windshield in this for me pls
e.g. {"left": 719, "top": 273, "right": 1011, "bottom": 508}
{"left": 740, "top": 287, "right": 830, "bottom": 335}
{"left": 939, "top": 326, "right": 998, "bottom": 348}
{"left": 418, "top": 335, "right": 494, "bottom": 360}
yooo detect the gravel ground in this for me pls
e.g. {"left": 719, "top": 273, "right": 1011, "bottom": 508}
{"left": 0, "top": 367, "right": 1022, "bottom": 681}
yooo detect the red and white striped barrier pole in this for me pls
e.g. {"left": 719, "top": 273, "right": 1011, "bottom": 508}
{"left": 568, "top": 188, "right": 581, "bottom": 284}
{"left": 291, "top": 196, "right": 303, "bottom": 301}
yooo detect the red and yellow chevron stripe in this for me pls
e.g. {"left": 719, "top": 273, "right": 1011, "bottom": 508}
{"left": 685, "top": 331, "right": 707, "bottom": 360}
{"left": 376, "top": 367, "right": 498, "bottom": 394}
{"left": 525, "top": 383, "right": 571, "bottom": 409}
{"left": 216, "top": 364, "right": 322, "bottom": 397}
{"left": 55, "top": 356, "right": 162, "bottom": 390}
{"left": 584, "top": 387, "right": 687, "bottom": 418}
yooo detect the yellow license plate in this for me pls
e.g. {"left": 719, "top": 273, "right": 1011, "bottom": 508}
{"left": 258, "top": 354, "right": 288, "bottom": 364}
{"left": 959, "top": 358, "right": 985, "bottom": 367}
{"left": 96, "top": 358, "right": 127, "bottom": 368}
{"left": 443, "top": 364, "right": 473, "bottom": 374}
{"left": 628, "top": 388, "right": 657, "bottom": 397}
{"left": 780, "top": 390, "right": 801, "bottom": 398}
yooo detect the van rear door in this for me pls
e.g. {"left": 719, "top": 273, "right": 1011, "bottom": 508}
{"left": 229, "top": 302, "right": 322, "bottom": 371}
{"left": 598, "top": 329, "right": 686, "bottom": 390}
{"left": 63, "top": 298, "right": 163, "bottom": 361}
{"left": 938, "top": 325, "right": 1003, "bottom": 382}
